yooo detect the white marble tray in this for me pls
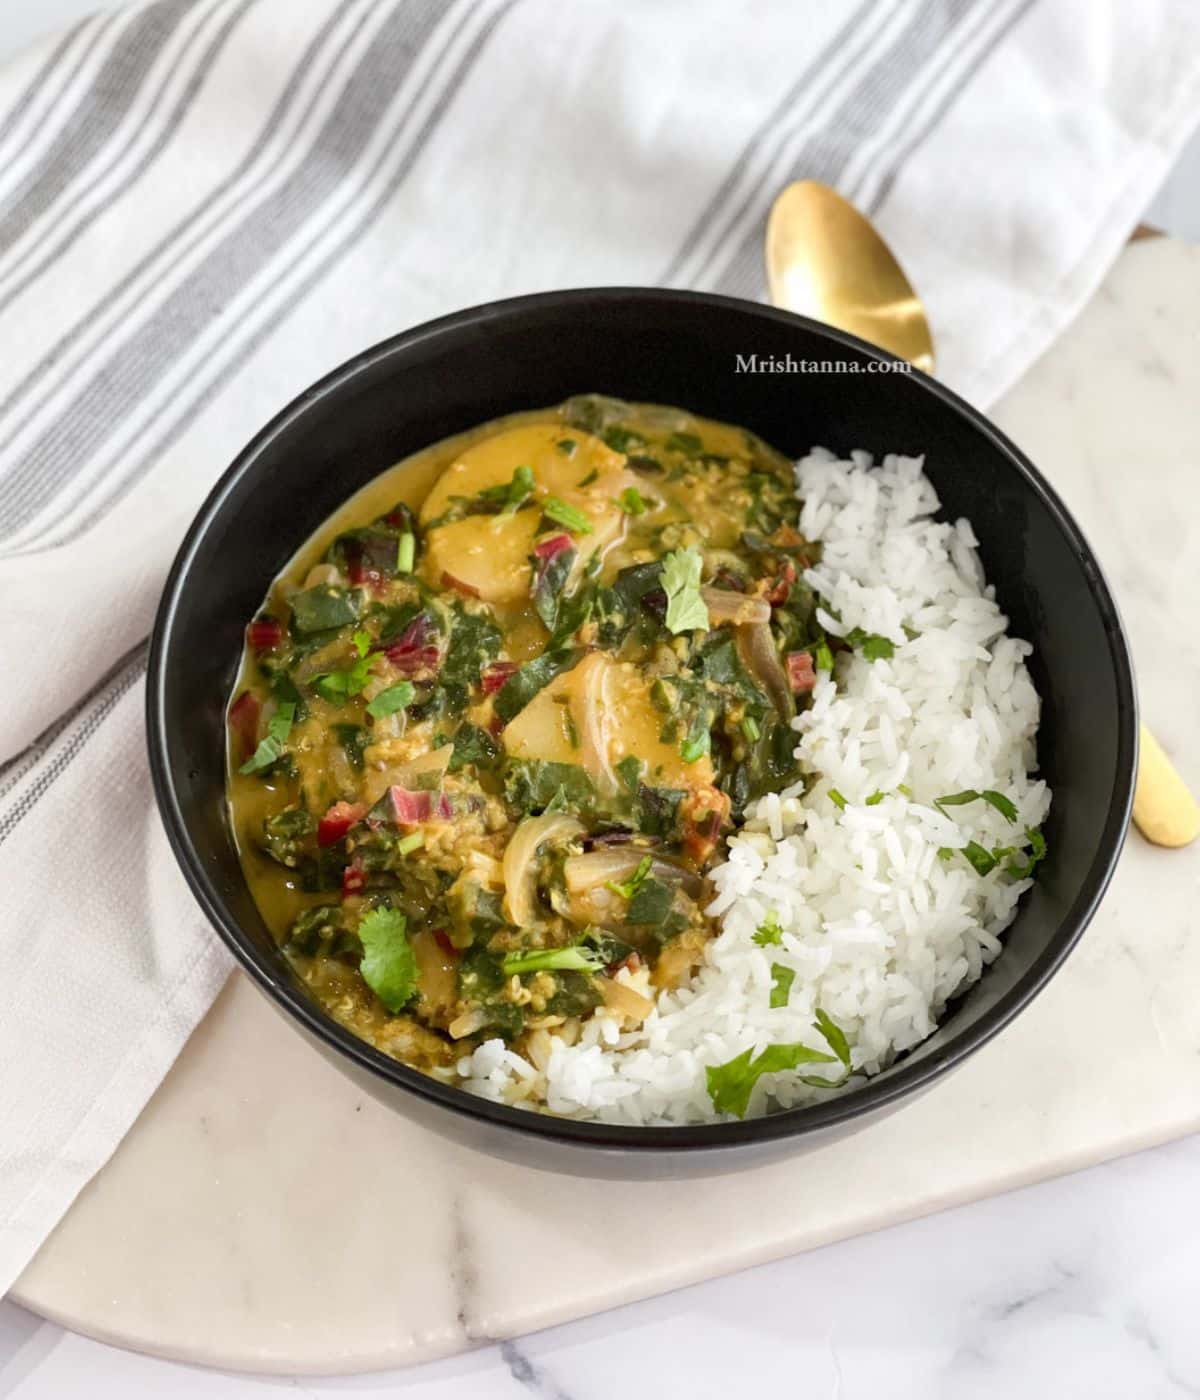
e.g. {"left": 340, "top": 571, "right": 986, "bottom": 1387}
{"left": 11, "top": 240, "right": 1199, "bottom": 1375}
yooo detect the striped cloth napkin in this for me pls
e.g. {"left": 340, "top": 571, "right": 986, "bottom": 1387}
{"left": 1, "top": 0, "right": 1198, "bottom": 1295}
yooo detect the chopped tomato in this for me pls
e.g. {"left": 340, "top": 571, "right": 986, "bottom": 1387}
{"left": 481, "top": 660, "right": 517, "bottom": 694}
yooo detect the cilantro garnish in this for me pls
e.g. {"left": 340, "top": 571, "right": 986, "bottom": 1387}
{"left": 618, "top": 486, "right": 648, "bottom": 515}
{"left": 936, "top": 788, "right": 1019, "bottom": 822}
{"left": 752, "top": 912, "right": 784, "bottom": 946}
{"left": 314, "top": 653, "right": 372, "bottom": 704}
{"left": 238, "top": 701, "right": 295, "bottom": 774}
{"left": 352, "top": 629, "right": 371, "bottom": 658}
{"left": 813, "top": 1009, "right": 851, "bottom": 1069}
{"left": 661, "top": 546, "right": 710, "bottom": 633}
{"left": 479, "top": 464, "right": 535, "bottom": 513}
{"left": 358, "top": 906, "right": 418, "bottom": 1012}
{"left": 705, "top": 1041, "right": 841, "bottom": 1119}
{"left": 501, "top": 945, "right": 606, "bottom": 976}
{"left": 769, "top": 964, "right": 795, "bottom": 1008}
{"left": 556, "top": 438, "right": 578, "bottom": 457}
{"left": 366, "top": 680, "right": 415, "bottom": 719}
{"left": 542, "top": 496, "right": 593, "bottom": 534}
{"left": 845, "top": 627, "right": 895, "bottom": 661}
{"left": 814, "top": 638, "right": 834, "bottom": 672}
{"left": 606, "top": 855, "right": 652, "bottom": 902}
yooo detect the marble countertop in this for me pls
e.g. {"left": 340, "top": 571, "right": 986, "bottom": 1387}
{"left": 2, "top": 5, "right": 1200, "bottom": 1398}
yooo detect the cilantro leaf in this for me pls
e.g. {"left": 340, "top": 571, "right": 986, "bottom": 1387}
{"left": 366, "top": 681, "right": 415, "bottom": 719}
{"left": 935, "top": 789, "right": 980, "bottom": 807}
{"left": 1005, "top": 826, "right": 1047, "bottom": 878}
{"left": 542, "top": 496, "right": 593, "bottom": 534}
{"left": 814, "top": 638, "right": 834, "bottom": 672}
{"left": 813, "top": 1008, "right": 851, "bottom": 1069}
{"left": 358, "top": 907, "right": 418, "bottom": 1013}
{"left": 618, "top": 486, "right": 649, "bottom": 515}
{"left": 752, "top": 912, "right": 784, "bottom": 946}
{"left": 661, "top": 546, "right": 710, "bottom": 633}
{"left": 769, "top": 964, "right": 795, "bottom": 1008}
{"left": 314, "top": 653, "right": 372, "bottom": 704}
{"left": 981, "top": 789, "right": 1019, "bottom": 821}
{"left": 479, "top": 464, "right": 535, "bottom": 513}
{"left": 961, "top": 840, "right": 998, "bottom": 875}
{"left": 705, "top": 1041, "right": 840, "bottom": 1119}
{"left": 845, "top": 627, "right": 894, "bottom": 661}
{"left": 501, "top": 945, "right": 606, "bottom": 976}
{"left": 606, "top": 855, "right": 652, "bottom": 901}
{"left": 238, "top": 701, "right": 295, "bottom": 774}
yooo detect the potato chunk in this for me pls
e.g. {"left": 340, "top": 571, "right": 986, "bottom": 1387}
{"left": 420, "top": 425, "right": 636, "bottom": 604}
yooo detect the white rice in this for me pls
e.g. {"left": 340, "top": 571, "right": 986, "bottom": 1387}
{"left": 456, "top": 448, "right": 1050, "bottom": 1123}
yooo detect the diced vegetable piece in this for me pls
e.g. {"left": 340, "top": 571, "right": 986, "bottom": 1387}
{"left": 228, "top": 689, "right": 261, "bottom": 761}
{"left": 318, "top": 800, "right": 367, "bottom": 848}
{"left": 247, "top": 617, "right": 283, "bottom": 651}
{"left": 369, "top": 785, "right": 452, "bottom": 826}
{"left": 786, "top": 650, "right": 816, "bottom": 693}
{"left": 481, "top": 660, "right": 517, "bottom": 694}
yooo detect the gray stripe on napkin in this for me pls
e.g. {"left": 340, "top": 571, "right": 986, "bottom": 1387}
{"left": 0, "top": 641, "right": 148, "bottom": 846}
{"left": 0, "top": 0, "right": 422, "bottom": 541}
{"left": 662, "top": 0, "right": 901, "bottom": 290}
{"left": 0, "top": 0, "right": 255, "bottom": 319}
{"left": 0, "top": 17, "right": 94, "bottom": 148}
{"left": 866, "top": 0, "right": 1037, "bottom": 216}
{"left": 709, "top": 0, "right": 988, "bottom": 302}
{"left": 0, "top": 0, "right": 195, "bottom": 255}
{"left": 62, "top": 0, "right": 517, "bottom": 543}
{"left": 0, "top": 0, "right": 513, "bottom": 553}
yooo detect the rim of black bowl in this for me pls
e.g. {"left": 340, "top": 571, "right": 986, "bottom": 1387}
{"left": 147, "top": 287, "right": 1138, "bottom": 1155}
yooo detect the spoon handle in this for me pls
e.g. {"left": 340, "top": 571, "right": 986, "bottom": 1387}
{"left": 1133, "top": 723, "right": 1199, "bottom": 848}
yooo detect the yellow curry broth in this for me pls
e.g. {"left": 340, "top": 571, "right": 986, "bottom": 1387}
{"left": 226, "top": 396, "right": 818, "bottom": 1080}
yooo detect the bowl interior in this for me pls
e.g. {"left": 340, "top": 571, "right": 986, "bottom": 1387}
{"left": 150, "top": 290, "right": 1135, "bottom": 1153}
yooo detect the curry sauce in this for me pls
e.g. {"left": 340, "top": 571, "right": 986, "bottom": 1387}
{"left": 227, "top": 395, "right": 828, "bottom": 1077}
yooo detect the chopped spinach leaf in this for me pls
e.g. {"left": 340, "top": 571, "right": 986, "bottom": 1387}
{"left": 626, "top": 877, "right": 673, "bottom": 926}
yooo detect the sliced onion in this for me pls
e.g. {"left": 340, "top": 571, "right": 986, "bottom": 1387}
{"left": 502, "top": 812, "right": 584, "bottom": 927}
{"left": 736, "top": 619, "right": 794, "bottom": 718}
{"left": 449, "top": 1008, "right": 488, "bottom": 1040}
{"left": 562, "top": 848, "right": 703, "bottom": 901}
{"left": 701, "top": 587, "right": 771, "bottom": 626}
{"left": 596, "top": 976, "right": 654, "bottom": 1024}
{"left": 574, "top": 652, "right": 619, "bottom": 796}
{"left": 302, "top": 562, "right": 343, "bottom": 589}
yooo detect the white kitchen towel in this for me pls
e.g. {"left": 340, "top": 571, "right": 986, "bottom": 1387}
{"left": 1, "top": 0, "right": 1197, "bottom": 1295}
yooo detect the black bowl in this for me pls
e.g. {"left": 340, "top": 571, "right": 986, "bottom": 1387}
{"left": 147, "top": 289, "right": 1136, "bottom": 1177}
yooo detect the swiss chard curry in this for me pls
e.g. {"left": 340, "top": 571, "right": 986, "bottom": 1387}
{"left": 227, "top": 396, "right": 831, "bottom": 1076}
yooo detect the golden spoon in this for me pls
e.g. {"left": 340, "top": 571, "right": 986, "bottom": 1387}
{"left": 765, "top": 179, "right": 1198, "bottom": 849}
